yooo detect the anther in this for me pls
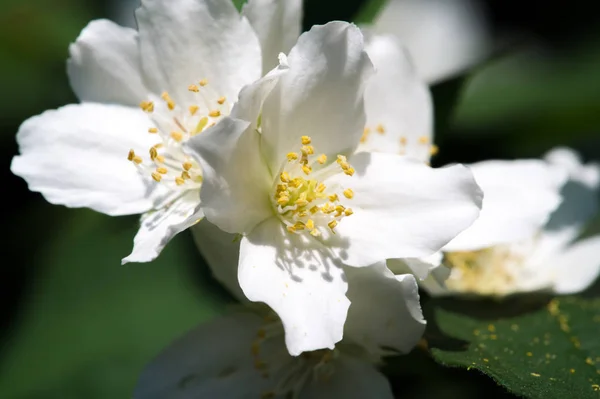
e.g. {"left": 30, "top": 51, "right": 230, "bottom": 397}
{"left": 430, "top": 145, "right": 439, "bottom": 156}
{"left": 336, "top": 155, "right": 347, "bottom": 164}
{"left": 189, "top": 105, "right": 199, "bottom": 115}
{"left": 149, "top": 147, "right": 158, "bottom": 160}
{"left": 156, "top": 167, "right": 168, "bottom": 175}
{"left": 399, "top": 136, "right": 407, "bottom": 145}
{"left": 217, "top": 96, "right": 226, "bottom": 105}
{"left": 148, "top": 127, "right": 158, "bottom": 134}
{"left": 139, "top": 101, "right": 154, "bottom": 112}
{"left": 193, "top": 117, "right": 209, "bottom": 135}
{"left": 161, "top": 92, "right": 175, "bottom": 110}
{"left": 183, "top": 162, "right": 193, "bottom": 171}
{"left": 301, "top": 136, "right": 312, "bottom": 145}
{"left": 310, "top": 229, "right": 321, "bottom": 237}
{"left": 328, "top": 220, "right": 338, "bottom": 231}
{"left": 127, "top": 149, "right": 135, "bottom": 161}
{"left": 188, "top": 84, "right": 199, "bottom": 92}
{"left": 418, "top": 136, "right": 429, "bottom": 144}
{"left": 317, "top": 154, "right": 327, "bottom": 164}
{"left": 280, "top": 172, "right": 290, "bottom": 183}
{"left": 278, "top": 196, "right": 289, "bottom": 206}
{"left": 181, "top": 171, "right": 191, "bottom": 180}
{"left": 132, "top": 156, "right": 143, "bottom": 164}
{"left": 209, "top": 110, "right": 221, "bottom": 118}
{"left": 328, "top": 193, "right": 339, "bottom": 202}
{"left": 343, "top": 188, "right": 354, "bottom": 199}
{"left": 344, "top": 208, "right": 354, "bottom": 216}
{"left": 151, "top": 172, "right": 162, "bottom": 182}
{"left": 302, "top": 165, "right": 312, "bottom": 175}
{"left": 305, "top": 219, "right": 315, "bottom": 230}
{"left": 199, "top": 79, "right": 208, "bottom": 86}
{"left": 376, "top": 124, "right": 385, "bottom": 134}
{"left": 170, "top": 131, "right": 183, "bottom": 142}
{"left": 316, "top": 183, "right": 326, "bottom": 193}
{"left": 287, "top": 152, "right": 298, "bottom": 161}
{"left": 344, "top": 167, "right": 355, "bottom": 176}
{"left": 175, "top": 177, "right": 185, "bottom": 186}
{"left": 301, "top": 145, "right": 314, "bottom": 155}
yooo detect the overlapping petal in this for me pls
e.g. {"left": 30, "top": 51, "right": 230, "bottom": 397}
{"left": 67, "top": 19, "right": 148, "bottom": 106}
{"left": 360, "top": 34, "right": 433, "bottom": 161}
{"left": 11, "top": 103, "right": 167, "bottom": 216}
{"left": 239, "top": 218, "right": 350, "bottom": 356}
{"left": 260, "top": 22, "right": 373, "bottom": 171}
{"left": 136, "top": 0, "right": 262, "bottom": 106}
{"left": 326, "top": 152, "right": 483, "bottom": 266}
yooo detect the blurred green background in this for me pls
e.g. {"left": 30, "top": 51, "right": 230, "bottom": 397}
{"left": 1, "top": 0, "right": 599, "bottom": 398}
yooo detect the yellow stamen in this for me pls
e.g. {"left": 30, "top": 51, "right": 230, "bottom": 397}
{"left": 280, "top": 172, "right": 291, "bottom": 183}
{"left": 189, "top": 105, "right": 199, "bottom": 116}
{"left": 343, "top": 188, "right": 354, "bottom": 199}
{"left": 132, "top": 156, "right": 143, "bottom": 164}
{"left": 183, "top": 162, "right": 193, "bottom": 171}
{"left": 155, "top": 155, "right": 165, "bottom": 163}
{"left": 376, "top": 124, "right": 385, "bottom": 134}
{"left": 316, "top": 183, "right": 326, "bottom": 193}
{"left": 418, "top": 136, "right": 429, "bottom": 144}
{"left": 430, "top": 145, "right": 439, "bottom": 156}
{"left": 310, "top": 206, "right": 319, "bottom": 214}
{"left": 302, "top": 165, "right": 312, "bottom": 175}
{"left": 306, "top": 219, "right": 315, "bottom": 230}
{"left": 193, "top": 116, "right": 209, "bottom": 135}
{"left": 310, "top": 229, "right": 321, "bottom": 237}
{"left": 399, "top": 136, "right": 407, "bottom": 145}
{"left": 209, "top": 110, "right": 221, "bottom": 118}
{"left": 127, "top": 149, "right": 135, "bottom": 161}
{"left": 161, "top": 92, "right": 175, "bottom": 110}
{"left": 344, "top": 208, "right": 354, "bottom": 216}
{"left": 317, "top": 154, "right": 327, "bottom": 164}
{"left": 175, "top": 177, "right": 185, "bottom": 185}
{"left": 301, "top": 136, "right": 312, "bottom": 145}
{"left": 148, "top": 127, "right": 158, "bottom": 134}
{"left": 336, "top": 155, "right": 347, "bottom": 164}
{"left": 278, "top": 196, "right": 289, "bottom": 206}
{"left": 188, "top": 84, "right": 199, "bottom": 92}
{"left": 344, "top": 168, "right": 355, "bottom": 176}
{"left": 287, "top": 152, "right": 298, "bottom": 161}
{"left": 217, "top": 96, "right": 226, "bottom": 105}
{"left": 156, "top": 167, "right": 168, "bottom": 175}
{"left": 170, "top": 131, "right": 183, "bottom": 142}
{"left": 328, "top": 220, "right": 338, "bottom": 231}
{"left": 140, "top": 101, "right": 154, "bottom": 112}
{"left": 181, "top": 171, "right": 191, "bottom": 180}
{"left": 328, "top": 193, "right": 339, "bottom": 202}
{"left": 301, "top": 145, "right": 314, "bottom": 155}
{"left": 151, "top": 172, "right": 162, "bottom": 182}
{"left": 199, "top": 79, "right": 208, "bottom": 86}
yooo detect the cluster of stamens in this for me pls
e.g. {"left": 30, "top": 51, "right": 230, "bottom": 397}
{"left": 273, "top": 136, "right": 355, "bottom": 236}
{"left": 128, "top": 79, "right": 228, "bottom": 189}
{"left": 361, "top": 123, "right": 439, "bottom": 157}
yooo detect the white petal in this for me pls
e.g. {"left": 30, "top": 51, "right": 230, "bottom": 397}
{"left": 136, "top": 0, "right": 262, "bottom": 106}
{"left": 190, "top": 220, "right": 245, "bottom": 302}
{"left": 443, "top": 159, "right": 567, "bottom": 252}
{"left": 387, "top": 252, "right": 445, "bottom": 281}
{"left": 359, "top": 34, "right": 433, "bottom": 161}
{"left": 300, "top": 356, "right": 393, "bottom": 399}
{"left": 261, "top": 21, "right": 374, "bottom": 171}
{"left": 123, "top": 191, "right": 202, "bottom": 264}
{"left": 540, "top": 147, "right": 600, "bottom": 251}
{"left": 327, "top": 152, "right": 482, "bottom": 266}
{"left": 67, "top": 19, "right": 148, "bottom": 106}
{"left": 239, "top": 217, "right": 350, "bottom": 356}
{"left": 242, "top": 0, "right": 303, "bottom": 73}
{"left": 185, "top": 117, "right": 272, "bottom": 234}
{"left": 372, "top": 0, "right": 491, "bottom": 83}
{"left": 344, "top": 264, "right": 425, "bottom": 354}
{"left": 549, "top": 235, "right": 600, "bottom": 294}
{"left": 134, "top": 313, "right": 273, "bottom": 399}
{"left": 11, "top": 103, "right": 168, "bottom": 216}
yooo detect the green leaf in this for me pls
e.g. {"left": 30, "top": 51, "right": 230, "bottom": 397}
{"left": 426, "top": 295, "right": 600, "bottom": 399}
{"left": 232, "top": 0, "right": 247, "bottom": 12}
{"left": 353, "top": 0, "right": 388, "bottom": 24}
{"left": 0, "top": 207, "right": 228, "bottom": 398}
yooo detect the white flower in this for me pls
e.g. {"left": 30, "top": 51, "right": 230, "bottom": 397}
{"left": 414, "top": 147, "right": 600, "bottom": 297}
{"left": 185, "top": 21, "right": 483, "bottom": 355}
{"left": 10, "top": 0, "right": 299, "bottom": 264}
{"left": 134, "top": 269, "right": 425, "bottom": 399}
{"left": 369, "top": 0, "right": 491, "bottom": 84}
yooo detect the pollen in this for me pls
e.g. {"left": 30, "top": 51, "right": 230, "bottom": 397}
{"left": 301, "top": 145, "right": 314, "bottom": 155}
{"left": 343, "top": 189, "right": 354, "bottom": 199}
{"left": 217, "top": 96, "right": 226, "bottom": 105}
{"left": 344, "top": 208, "right": 353, "bottom": 216}
{"left": 148, "top": 127, "right": 158, "bottom": 134}
{"left": 317, "top": 154, "right": 327, "bottom": 164}
{"left": 127, "top": 149, "right": 136, "bottom": 161}
{"left": 161, "top": 92, "right": 176, "bottom": 110}
{"left": 199, "top": 79, "right": 208, "bottom": 86}
{"left": 188, "top": 84, "right": 199, "bottom": 92}
{"left": 328, "top": 220, "right": 338, "bottom": 231}
{"left": 301, "top": 136, "right": 312, "bottom": 145}
{"left": 132, "top": 156, "right": 143, "bottom": 164}
{"left": 151, "top": 172, "right": 162, "bottom": 182}
{"left": 183, "top": 162, "right": 193, "bottom": 171}
{"left": 175, "top": 177, "right": 185, "bottom": 185}
{"left": 302, "top": 165, "right": 312, "bottom": 175}
{"left": 376, "top": 124, "right": 385, "bottom": 134}
{"left": 170, "top": 131, "right": 183, "bottom": 142}
{"left": 343, "top": 167, "right": 355, "bottom": 176}
{"left": 209, "top": 110, "right": 221, "bottom": 118}
{"left": 139, "top": 101, "right": 154, "bottom": 112}
{"left": 189, "top": 105, "right": 199, "bottom": 115}
{"left": 306, "top": 219, "right": 315, "bottom": 230}
{"left": 287, "top": 152, "right": 298, "bottom": 161}
{"left": 328, "top": 194, "right": 339, "bottom": 202}
{"left": 156, "top": 167, "right": 168, "bottom": 175}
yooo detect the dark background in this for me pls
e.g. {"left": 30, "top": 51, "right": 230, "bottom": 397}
{"left": 1, "top": 0, "right": 599, "bottom": 397}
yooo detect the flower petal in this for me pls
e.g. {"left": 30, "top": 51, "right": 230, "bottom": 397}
{"left": 239, "top": 217, "right": 350, "bottom": 356}
{"left": 327, "top": 152, "right": 482, "bottom": 266}
{"left": 540, "top": 147, "right": 600, "bottom": 251}
{"left": 190, "top": 220, "right": 246, "bottom": 301}
{"left": 261, "top": 21, "right": 373, "bottom": 171}
{"left": 134, "top": 313, "right": 273, "bottom": 399}
{"left": 11, "top": 103, "right": 167, "bottom": 216}
{"left": 136, "top": 0, "right": 262, "bottom": 106}
{"left": 301, "top": 356, "right": 393, "bottom": 399}
{"left": 242, "top": 0, "right": 303, "bottom": 73}
{"left": 372, "top": 0, "right": 491, "bottom": 83}
{"left": 67, "top": 19, "right": 148, "bottom": 106}
{"left": 443, "top": 159, "right": 567, "bottom": 252}
{"left": 359, "top": 34, "right": 433, "bottom": 161}
{"left": 123, "top": 190, "right": 202, "bottom": 264}
{"left": 549, "top": 235, "right": 600, "bottom": 294}
{"left": 344, "top": 263, "right": 425, "bottom": 354}
{"left": 185, "top": 117, "right": 272, "bottom": 234}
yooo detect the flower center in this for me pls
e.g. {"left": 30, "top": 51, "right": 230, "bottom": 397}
{"left": 127, "top": 79, "right": 230, "bottom": 190}
{"left": 443, "top": 245, "right": 528, "bottom": 295}
{"left": 271, "top": 136, "right": 355, "bottom": 237}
